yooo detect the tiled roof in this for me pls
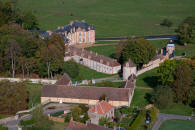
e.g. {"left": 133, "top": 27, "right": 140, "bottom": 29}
{"left": 88, "top": 100, "right": 114, "bottom": 114}
{"left": 66, "top": 120, "right": 87, "bottom": 130}
{"left": 66, "top": 120, "right": 112, "bottom": 130}
{"left": 55, "top": 73, "right": 71, "bottom": 85}
{"left": 41, "top": 85, "right": 130, "bottom": 101}
{"left": 66, "top": 46, "right": 120, "bottom": 67}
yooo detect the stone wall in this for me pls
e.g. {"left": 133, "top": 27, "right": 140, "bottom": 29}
{"left": 0, "top": 78, "right": 56, "bottom": 84}
{"left": 0, "top": 115, "right": 18, "bottom": 125}
{"left": 41, "top": 97, "right": 129, "bottom": 107}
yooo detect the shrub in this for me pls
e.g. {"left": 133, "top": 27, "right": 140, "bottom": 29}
{"left": 20, "top": 119, "right": 35, "bottom": 126}
{"left": 64, "top": 114, "right": 71, "bottom": 123}
{"left": 149, "top": 107, "right": 159, "bottom": 125}
{"left": 0, "top": 126, "right": 7, "bottom": 130}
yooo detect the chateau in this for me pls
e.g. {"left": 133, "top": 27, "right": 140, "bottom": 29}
{"left": 45, "top": 20, "right": 95, "bottom": 45}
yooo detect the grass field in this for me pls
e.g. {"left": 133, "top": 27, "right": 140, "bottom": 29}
{"left": 88, "top": 45, "right": 116, "bottom": 58}
{"left": 160, "top": 119, "right": 195, "bottom": 130}
{"left": 131, "top": 89, "right": 152, "bottom": 107}
{"left": 175, "top": 44, "right": 195, "bottom": 58}
{"left": 74, "top": 62, "right": 114, "bottom": 80}
{"left": 13, "top": 0, "right": 195, "bottom": 37}
{"left": 160, "top": 103, "right": 194, "bottom": 116}
{"left": 136, "top": 68, "right": 158, "bottom": 88}
{"left": 26, "top": 82, "right": 42, "bottom": 108}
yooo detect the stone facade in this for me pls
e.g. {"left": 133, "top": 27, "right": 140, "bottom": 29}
{"left": 46, "top": 20, "right": 95, "bottom": 45}
{"left": 166, "top": 40, "right": 175, "bottom": 55}
{"left": 123, "top": 60, "right": 137, "bottom": 80}
{"left": 65, "top": 46, "right": 121, "bottom": 74}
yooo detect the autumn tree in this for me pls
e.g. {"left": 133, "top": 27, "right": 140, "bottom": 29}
{"left": 0, "top": 81, "right": 27, "bottom": 114}
{"left": 171, "top": 64, "right": 193, "bottom": 103}
{"left": 5, "top": 39, "right": 21, "bottom": 78}
{"left": 23, "top": 11, "right": 39, "bottom": 30}
{"left": 121, "top": 38, "right": 156, "bottom": 68}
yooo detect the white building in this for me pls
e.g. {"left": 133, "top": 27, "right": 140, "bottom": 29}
{"left": 123, "top": 60, "right": 137, "bottom": 80}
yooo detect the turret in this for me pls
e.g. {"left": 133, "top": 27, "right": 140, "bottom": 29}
{"left": 123, "top": 59, "right": 136, "bottom": 80}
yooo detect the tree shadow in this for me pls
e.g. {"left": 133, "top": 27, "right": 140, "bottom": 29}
{"left": 143, "top": 76, "right": 158, "bottom": 89}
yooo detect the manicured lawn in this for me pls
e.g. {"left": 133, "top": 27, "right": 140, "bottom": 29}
{"left": 75, "top": 63, "right": 114, "bottom": 80}
{"left": 175, "top": 44, "right": 195, "bottom": 58}
{"left": 84, "top": 81, "right": 124, "bottom": 88}
{"left": 26, "top": 83, "right": 42, "bottom": 108}
{"left": 160, "top": 103, "right": 194, "bottom": 116}
{"left": 136, "top": 68, "right": 158, "bottom": 88}
{"left": 131, "top": 89, "right": 152, "bottom": 107}
{"left": 88, "top": 45, "right": 116, "bottom": 58}
{"left": 150, "top": 40, "right": 168, "bottom": 49}
{"left": 15, "top": 0, "right": 195, "bottom": 37}
{"left": 160, "top": 119, "right": 195, "bottom": 130}
{"left": 95, "top": 41, "right": 118, "bottom": 44}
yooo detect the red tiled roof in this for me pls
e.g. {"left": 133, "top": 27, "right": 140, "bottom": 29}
{"left": 67, "top": 120, "right": 87, "bottom": 130}
{"left": 55, "top": 73, "right": 71, "bottom": 85}
{"left": 88, "top": 100, "right": 114, "bottom": 114}
{"left": 42, "top": 85, "right": 130, "bottom": 101}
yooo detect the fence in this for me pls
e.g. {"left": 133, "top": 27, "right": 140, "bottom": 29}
{"left": 136, "top": 64, "right": 159, "bottom": 76}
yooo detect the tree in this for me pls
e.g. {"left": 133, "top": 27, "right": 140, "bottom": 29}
{"left": 121, "top": 38, "right": 156, "bottom": 68}
{"left": 63, "top": 60, "right": 79, "bottom": 79}
{"left": 32, "top": 106, "right": 53, "bottom": 129}
{"left": 151, "top": 86, "right": 173, "bottom": 109}
{"left": 5, "top": 39, "right": 21, "bottom": 78}
{"left": 0, "top": 81, "right": 27, "bottom": 114}
{"left": 177, "top": 17, "right": 195, "bottom": 44}
{"left": 23, "top": 11, "right": 39, "bottom": 30}
{"left": 171, "top": 64, "right": 193, "bottom": 103}
{"left": 160, "top": 18, "right": 173, "bottom": 28}
{"left": 99, "top": 117, "right": 110, "bottom": 127}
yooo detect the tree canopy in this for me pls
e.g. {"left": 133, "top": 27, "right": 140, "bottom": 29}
{"left": 119, "top": 38, "right": 156, "bottom": 68}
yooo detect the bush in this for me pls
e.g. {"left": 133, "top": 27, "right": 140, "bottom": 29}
{"left": 160, "top": 18, "right": 173, "bottom": 27}
{"left": 0, "top": 126, "right": 7, "bottom": 130}
{"left": 20, "top": 119, "right": 35, "bottom": 126}
{"left": 63, "top": 60, "right": 79, "bottom": 79}
{"left": 149, "top": 107, "right": 159, "bottom": 125}
{"left": 64, "top": 114, "right": 71, "bottom": 123}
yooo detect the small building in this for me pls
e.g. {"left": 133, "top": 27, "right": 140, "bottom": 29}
{"left": 123, "top": 60, "right": 136, "bottom": 80}
{"left": 55, "top": 73, "right": 72, "bottom": 86}
{"left": 88, "top": 100, "right": 114, "bottom": 125}
{"left": 66, "top": 120, "right": 112, "bottom": 130}
{"left": 45, "top": 20, "right": 95, "bottom": 45}
{"left": 64, "top": 46, "right": 121, "bottom": 74}
{"left": 166, "top": 40, "right": 175, "bottom": 55}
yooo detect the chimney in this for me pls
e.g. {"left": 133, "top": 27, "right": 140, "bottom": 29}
{"left": 57, "top": 26, "right": 61, "bottom": 30}
{"left": 46, "top": 30, "right": 53, "bottom": 36}
{"left": 126, "top": 62, "right": 129, "bottom": 67}
{"left": 88, "top": 55, "right": 91, "bottom": 59}
{"left": 95, "top": 52, "right": 98, "bottom": 56}
{"left": 106, "top": 61, "right": 110, "bottom": 66}
{"left": 81, "top": 52, "right": 84, "bottom": 57}
{"left": 100, "top": 59, "right": 103, "bottom": 64}
{"left": 90, "top": 51, "right": 93, "bottom": 54}
{"left": 161, "top": 49, "right": 163, "bottom": 55}
{"left": 70, "top": 21, "right": 74, "bottom": 26}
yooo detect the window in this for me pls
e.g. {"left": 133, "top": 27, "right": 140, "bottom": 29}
{"left": 79, "top": 32, "right": 81, "bottom": 36}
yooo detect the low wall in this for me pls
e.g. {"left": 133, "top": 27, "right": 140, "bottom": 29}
{"left": 48, "top": 116, "right": 64, "bottom": 123}
{"left": 0, "top": 78, "right": 56, "bottom": 84}
{"left": 136, "top": 63, "right": 159, "bottom": 76}
{"left": 0, "top": 115, "right": 18, "bottom": 125}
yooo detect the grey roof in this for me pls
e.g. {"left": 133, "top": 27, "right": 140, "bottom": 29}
{"left": 55, "top": 73, "right": 71, "bottom": 85}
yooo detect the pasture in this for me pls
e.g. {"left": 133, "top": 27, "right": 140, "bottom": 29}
{"left": 14, "top": 0, "right": 195, "bottom": 37}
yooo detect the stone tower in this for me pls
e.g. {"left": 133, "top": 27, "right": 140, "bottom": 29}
{"left": 123, "top": 59, "right": 136, "bottom": 80}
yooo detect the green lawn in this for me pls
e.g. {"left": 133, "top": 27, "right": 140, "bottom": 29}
{"left": 74, "top": 63, "right": 114, "bottom": 81}
{"left": 131, "top": 89, "right": 153, "bottom": 107}
{"left": 150, "top": 40, "right": 169, "bottom": 49}
{"left": 26, "top": 82, "right": 42, "bottom": 108}
{"left": 13, "top": 0, "right": 195, "bottom": 37}
{"left": 88, "top": 45, "right": 116, "bottom": 58}
{"left": 175, "top": 44, "right": 195, "bottom": 58}
{"left": 136, "top": 68, "right": 158, "bottom": 88}
{"left": 160, "top": 119, "right": 195, "bottom": 130}
{"left": 160, "top": 103, "right": 194, "bottom": 116}
{"left": 95, "top": 41, "right": 118, "bottom": 44}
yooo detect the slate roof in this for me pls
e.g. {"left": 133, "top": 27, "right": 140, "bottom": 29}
{"left": 123, "top": 59, "right": 136, "bottom": 67}
{"left": 55, "top": 73, "right": 71, "bottom": 85}
{"left": 66, "top": 120, "right": 112, "bottom": 130}
{"left": 66, "top": 46, "right": 120, "bottom": 67}
{"left": 41, "top": 85, "right": 130, "bottom": 101}
{"left": 88, "top": 100, "right": 114, "bottom": 114}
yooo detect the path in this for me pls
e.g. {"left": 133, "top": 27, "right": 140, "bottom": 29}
{"left": 152, "top": 113, "right": 195, "bottom": 130}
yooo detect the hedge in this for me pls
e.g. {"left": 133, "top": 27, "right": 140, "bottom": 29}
{"left": 129, "top": 110, "right": 146, "bottom": 130}
{"left": 0, "top": 126, "right": 7, "bottom": 130}
{"left": 149, "top": 107, "right": 159, "bottom": 125}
